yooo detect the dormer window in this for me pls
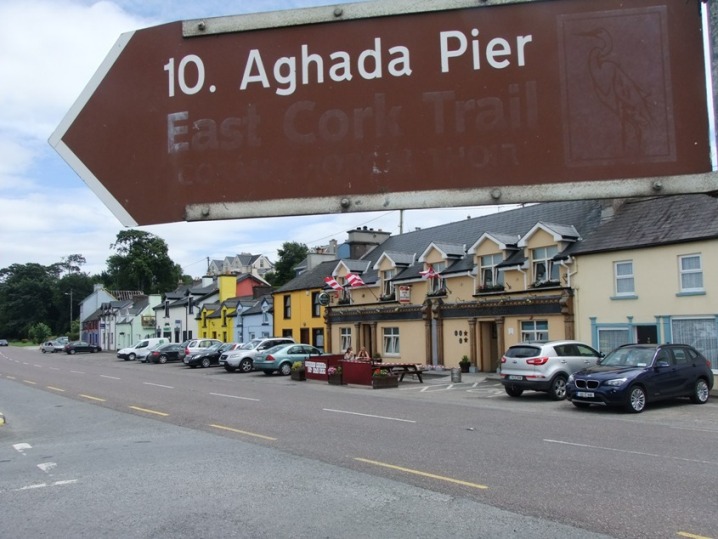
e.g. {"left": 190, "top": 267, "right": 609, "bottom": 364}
{"left": 427, "top": 262, "right": 447, "bottom": 295}
{"left": 479, "top": 253, "right": 504, "bottom": 292}
{"left": 382, "top": 269, "right": 396, "bottom": 298}
{"left": 532, "top": 246, "right": 559, "bottom": 285}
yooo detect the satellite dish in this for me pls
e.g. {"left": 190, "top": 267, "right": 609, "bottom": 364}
{"left": 318, "top": 292, "right": 331, "bottom": 306}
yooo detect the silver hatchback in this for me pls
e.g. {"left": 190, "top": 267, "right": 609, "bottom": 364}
{"left": 500, "top": 340, "right": 602, "bottom": 400}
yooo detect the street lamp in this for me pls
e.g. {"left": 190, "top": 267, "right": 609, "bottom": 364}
{"left": 65, "top": 290, "right": 73, "bottom": 336}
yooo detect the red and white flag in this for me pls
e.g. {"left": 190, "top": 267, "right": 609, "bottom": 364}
{"left": 324, "top": 276, "right": 343, "bottom": 291}
{"left": 345, "top": 273, "right": 365, "bottom": 287}
{"left": 420, "top": 265, "right": 438, "bottom": 279}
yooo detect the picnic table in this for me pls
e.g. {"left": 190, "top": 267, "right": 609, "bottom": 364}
{"left": 340, "top": 360, "right": 423, "bottom": 385}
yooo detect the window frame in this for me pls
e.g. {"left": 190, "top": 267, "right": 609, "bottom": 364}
{"left": 383, "top": 326, "right": 400, "bottom": 356}
{"left": 340, "top": 327, "right": 352, "bottom": 352}
{"left": 283, "top": 295, "right": 291, "bottom": 319}
{"left": 478, "top": 253, "right": 505, "bottom": 291}
{"left": 531, "top": 246, "right": 559, "bottom": 285}
{"left": 614, "top": 260, "right": 635, "bottom": 296}
{"left": 678, "top": 254, "right": 703, "bottom": 293}
{"left": 520, "top": 320, "right": 549, "bottom": 342}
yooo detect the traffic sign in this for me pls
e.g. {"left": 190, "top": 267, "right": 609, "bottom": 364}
{"left": 50, "top": 0, "right": 714, "bottom": 227}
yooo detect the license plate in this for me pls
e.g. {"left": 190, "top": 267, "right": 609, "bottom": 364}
{"left": 508, "top": 375, "right": 523, "bottom": 381}
{"left": 576, "top": 391, "right": 594, "bottom": 398}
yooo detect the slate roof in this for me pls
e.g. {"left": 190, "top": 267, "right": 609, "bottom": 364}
{"left": 276, "top": 260, "right": 340, "bottom": 293}
{"left": 572, "top": 195, "right": 718, "bottom": 254}
{"left": 351, "top": 199, "right": 605, "bottom": 285}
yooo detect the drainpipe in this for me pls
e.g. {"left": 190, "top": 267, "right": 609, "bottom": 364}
{"left": 516, "top": 263, "right": 528, "bottom": 289}
{"left": 559, "top": 258, "right": 577, "bottom": 287}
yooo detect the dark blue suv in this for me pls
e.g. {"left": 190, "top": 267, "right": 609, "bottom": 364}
{"left": 566, "top": 343, "right": 714, "bottom": 413}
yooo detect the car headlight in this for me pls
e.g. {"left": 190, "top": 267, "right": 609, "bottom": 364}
{"left": 568, "top": 374, "right": 575, "bottom": 383}
{"left": 605, "top": 378, "right": 627, "bottom": 386}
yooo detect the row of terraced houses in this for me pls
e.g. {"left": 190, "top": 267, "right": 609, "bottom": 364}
{"left": 77, "top": 194, "right": 718, "bottom": 373}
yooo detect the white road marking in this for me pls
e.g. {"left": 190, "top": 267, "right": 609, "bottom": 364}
{"left": 13, "top": 443, "right": 32, "bottom": 454}
{"left": 70, "top": 370, "right": 85, "bottom": 374}
{"left": 144, "top": 382, "right": 174, "bottom": 389}
{"left": 209, "top": 392, "right": 260, "bottom": 401}
{"left": 38, "top": 462, "right": 57, "bottom": 473}
{"left": 100, "top": 375, "right": 120, "bottom": 380}
{"left": 544, "top": 439, "right": 718, "bottom": 466}
{"left": 323, "top": 408, "right": 416, "bottom": 423}
{"left": 14, "top": 480, "right": 78, "bottom": 492}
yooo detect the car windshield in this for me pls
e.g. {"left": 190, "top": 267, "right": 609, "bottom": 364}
{"left": 505, "top": 345, "right": 541, "bottom": 359}
{"left": 240, "top": 341, "right": 260, "bottom": 350}
{"left": 208, "top": 343, "right": 223, "bottom": 351}
{"left": 600, "top": 347, "right": 654, "bottom": 367}
{"left": 264, "top": 345, "right": 286, "bottom": 354}
{"left": 219, "top": 343, "right": 236, "bottom": 351}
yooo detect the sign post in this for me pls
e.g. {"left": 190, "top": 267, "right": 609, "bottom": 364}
{"left": 50, "top": 0, "right": 716, "bottom": 227}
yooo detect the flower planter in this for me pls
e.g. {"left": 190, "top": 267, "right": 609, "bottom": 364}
{"left": 291, "top": 370, "right": 306, "bottom": 381}
{"left": 372, "top": 375, "right": 399, "bottom": 389}
{"left": 460, "top": 363, "right": 470, "bottom": 373}
{"left": 327, "top": 373, "right": 344, "bottom": 385}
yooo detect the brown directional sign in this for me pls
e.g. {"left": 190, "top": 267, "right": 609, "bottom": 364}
{"left": 50, "top": 0, "right": 714, "bottom": 226}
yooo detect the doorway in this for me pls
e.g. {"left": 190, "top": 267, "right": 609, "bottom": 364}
{"left": 636, "top": 325, "right": 658, "bottom": 344}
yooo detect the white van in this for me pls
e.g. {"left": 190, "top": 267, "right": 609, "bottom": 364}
{"left": 117, "top": 338, "right": 169, "bottom": 361}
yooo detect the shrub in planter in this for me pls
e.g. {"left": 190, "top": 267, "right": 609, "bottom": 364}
{"left": 371, "top": 368, "right": 398, "bottom": 389}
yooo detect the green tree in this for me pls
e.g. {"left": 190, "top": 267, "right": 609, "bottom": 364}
{"left": 28, "top": 322, "right": 52, "bottom": 344}
{"left": 0, "top": 263, "right": 59, "bottom": 339}
{"left": 104, "top": 230, "right": 182, "bottom": 294}
{"left": 264, "top": 242, "right": 308, "bottom": 287}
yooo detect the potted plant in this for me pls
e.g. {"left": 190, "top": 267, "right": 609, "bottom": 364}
{"left": 327, "top": 365, "right": 344, "bottom": 385}
{"left": 290, "top": 361, "right": 306, "bottom": 381}
{"left": 459, "top": 355, "right": 471, "bottom": 373}
{"left": 371, "top": 368, "right": 399, "bottom": 389}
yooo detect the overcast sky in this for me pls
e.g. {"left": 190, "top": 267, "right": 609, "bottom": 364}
{"left": 0, "top": 0, "right": 514, "bottom": 278}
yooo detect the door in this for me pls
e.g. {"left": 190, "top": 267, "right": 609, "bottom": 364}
{"left": 636, "top": 325, "right": 658, "bottom": 344}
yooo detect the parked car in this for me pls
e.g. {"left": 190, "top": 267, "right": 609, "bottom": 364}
{"left": 117, "top": 338, "right": 169, "bottom": 361}
{"left": 500, "top": 340, "right": 602, "bottom": 400}
{"left": 184, "top": 338, "right": 223, "bottom": 358}
{"left": 253, "top": 343, "right": 323, "bottom": 376}
{"left": 145, "top": 343, "right": 187, "bottom": 364}
{"left": 0, "top": 339, "right": 8, "bottom": 346}
{"left": 41, "top": 340, "right": 65, "bottom": 353}
{"left": 185, "top": 342, "right": 241, "bottom": 368}
{"left": 220, "top": 337, "right": 295, "bottom": 373}
{"left": 64, "top": 341, "right": 102, "bottom": 354}
{"left": 566, "top": 343, "right": 714, "bottom": 413}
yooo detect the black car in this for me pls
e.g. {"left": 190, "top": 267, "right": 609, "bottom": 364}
{"left": 184, "top": 342, "right": 238, "bottom": 368}
{"left": 566, "top": 343, "right": 714, "bottom": 413}
{"left": 64, "top": 341, "right": 102, "bottom": 354}
{"left": 146, "top": 343, "right": 186, "bottom": 364}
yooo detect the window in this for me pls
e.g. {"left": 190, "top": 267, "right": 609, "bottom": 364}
{"left": 311, "top": 292, "right": 321, "bottom": 317}
{"left": 531, "top": 246, "right": 559, "bottom": 285}
{"left": 340, "top": 327, "right": 352, "bottom": 351}
{"left": 283, "top": 295, "right": 291, "bottom": 319}
{"left": 672, "top": 318, "right": 717, "bottom": 369}
{"left": 382, "top": 268, "right": 396, "bottom": 297}
{"left": 597, "top": 328, "right": 631, "bottom": 354}
{"left": 520, "top": 320, "right": 548, "bottom": 341}
{"left": 428, "top": 261, "right": 447, "bottom": 295}
{"left": 479, "top": 253, "right": 504, "bottom": 291}
{"left": 383, "top": 327, "right": 400, "bottom": 356}
{"left": 614, "top": 261, "right": 635, "bottom": 296}
{"left": 679, "top": 254, "right": 703, "bottom": 292}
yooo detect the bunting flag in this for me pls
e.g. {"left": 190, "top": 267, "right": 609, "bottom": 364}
{"left": 346, "top": 273, "right": 365, "bottom": 287}
{"left": 324, "top": 276, "right": 344, "bottom": 291}
{"left": 420, "top": 265, "right": 438, "bottom": 279}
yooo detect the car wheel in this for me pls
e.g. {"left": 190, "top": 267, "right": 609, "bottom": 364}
{"left": 129, "top": 353, "right": 136, "bottom": 361}
{"left": 201, "top": 358, "right": 211, "bottom": 368}
{"left": 239, "top": 358, "right": 253, "bottom": 373}
{"left": 69, "top": 349, "right": 76, "bottom": 355}
{"left": 690, "top": 378, "right": 710, "bottom": 404}
{"left": 159, "top": 355, "right": 168, "bottom": 364}
{"left": 42, "top": 348, "right": 47, "bottom": 353}
{"left": 548, "top": 374, "right": 568, "bottom": 400}
{"left": 572, "top": 402, "right": 591, "bottom": 409}
{"left": 224, "top": 365, "right": 236, "bottom": 373}
{"left": 504, "top": 385, "right": 523, "bottom": 397}
{"left": 279, "top": 362, "right": 292, "bottom": 376}
{"left": 625, "top": 385, "right": 646, "bottom": 413}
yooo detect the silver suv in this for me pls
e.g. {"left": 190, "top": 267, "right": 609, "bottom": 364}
{"left": 220, "top": 337, "right": 295, "bottom": 373}
{"left": 500, "top": 340, "right": 602, "bottom": 400}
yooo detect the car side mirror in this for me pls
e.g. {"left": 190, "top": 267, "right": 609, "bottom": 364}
{"left": 655, "top": 360, "right": 670, "bottom": 368}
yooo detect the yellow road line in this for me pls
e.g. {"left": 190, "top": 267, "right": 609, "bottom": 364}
{"left": 129, "top": 406, "right": 168, "bottom": 417}
{"left": 79, "top": 394, "right": 105, "bottom": 402}
{"left": 210, "top": 424, "right": 277, "bottom": 441}
{"left": 47, "top": 386, "right": 65, "bottom": 392}
{"left": 354, "top": 457, "right": 489, "bottom": 490}
{"left": 678, "top": 532, "right": 715, "bottom": 539}
{"left": 23, "top": 380, "right": 37, "bottom": 385}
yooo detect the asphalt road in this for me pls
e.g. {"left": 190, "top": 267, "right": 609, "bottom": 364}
{"left": 1, "top": 346, "right": 717, "bottom": 539}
